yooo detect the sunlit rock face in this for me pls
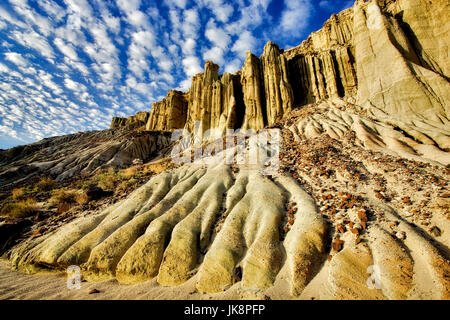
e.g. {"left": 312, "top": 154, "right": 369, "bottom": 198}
{"left": 117, "top": 0, "right": 448, "bottom": 143}
{"left": 146, "top": 90, "right": 189, "bottom": 132}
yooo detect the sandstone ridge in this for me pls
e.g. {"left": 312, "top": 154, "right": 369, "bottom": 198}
{"left": 113, "top": 0, "right": 449, "bottom": 157}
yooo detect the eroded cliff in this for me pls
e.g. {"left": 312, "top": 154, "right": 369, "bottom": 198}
{"left": 113, "top": 0, "right": 448, "bottom": 155}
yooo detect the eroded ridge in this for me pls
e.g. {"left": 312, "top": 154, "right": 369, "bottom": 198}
{"left": 6, "top": 161, "right": 328, "bottom": 295}
{"left": 7, "top": 138, "right": 449, "bottom": 300}
{"left": 290, "top": 100, "right": 450, "bottom": 166}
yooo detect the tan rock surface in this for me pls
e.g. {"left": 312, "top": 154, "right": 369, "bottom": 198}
{"left": 241, "top": 51, "right": 266, "bottom": 130}
{"left": 354, "top": 0, "right": 450, "bottom": 126}
{"left": 261, "top": 42, "right": 294, "bottom": 126}
{"left": 146, "top": 90, "right": 188, "bottom": 131}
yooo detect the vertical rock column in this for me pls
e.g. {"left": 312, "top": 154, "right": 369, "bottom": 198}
{"left": 165, "top": 91, "right": 188, "bottom": 130}
{"left": 240, "top": 51, "right": 266, "bottom": 130}
{"left": 146, "top": 102, "right": 165, "bottom": 131}
{"left": 333, "top": 46, "right": 357, "bottom": 97}
{"left": 214, "top": 72, "right": 244, "bottom": 134}
{"left": 261, "top": 42, "right": 294, "bottom": 126}
{"left": 110, "top": 113, "right": 150, "bottom": 129}
{"left": 185, "top": 61, "right": 219, "bottom": 135}
{"left": 110, "top": 117, "right": 127, "bottom": 129}
{"left": 146, "top": 90, "right": 188, "bottom": 131}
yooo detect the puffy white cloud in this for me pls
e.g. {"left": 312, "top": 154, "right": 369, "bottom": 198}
{"left": 64, "top": 0, "right": 94, "bottom": 22}
{"left": 64, "top": 78, "right": 87, "bottom": 93}
{"left": 9, "top": 0, "right": 53, "bottom": 35}
{"left": 101, "top": 10, "right": 121, "bottom": 34}
{"left": 279, "top": 0, "right": 312, "bottom": 37}
{"left": 177, "top": 78, "right": 192, "bottom": 92}
{"left": 39, "top": 71, "right": 63, "bottom": 95}
{"left": 201, "top": 0, "right": 234, "bottom": 23}
{"left": 231, "top": 30, "right": 257, "bottom": 58}
{"left": 224, "top": 58, "right": 242, "bottom": 73}
{"left": 127, "top": 30, "right": 154, "bottom": 79}
{"left": 156, "top": 56, "right": 174, "bottom": 72}
{"left": 183, "top": 38, "right": 197, "bottom": 55}
{"left": 4, "top": 52, "right": 28, "bottom": 67}
{"left": 0, "top": 63, "right": 11, "bottom": 73}
{"left": 182, "top": 9, "right": 201, "bottom": 39}
{"left": 224, "top": 0, "right": 270, "bottom": 35}
{"left": 205, "top": 19, "right": 231, "bottom": 50}
{"left": 182, "top": 56, "right": 203, "bottom": 77}
{"left": 116, "top": 0, "right": 142, "bottom": 13}
{"left": 37, "top": 0, "right": 66, "bottom": 22}
{"left": 54, "top": 38, "right": 78, "bottom": 61}
{"left": 12, "top": 30, "right": 55, "bottom": 61}
{"left": 0, "top": 5, "right": 27, "bottom": 28}
{"left": 203, "top": 46, "right": 225, "bottom": 65}
{"left": 126, "top": 10, "right": 151, "bottom": 29}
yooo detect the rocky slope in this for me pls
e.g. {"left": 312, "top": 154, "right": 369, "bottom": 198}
{"left": 6, "top": 110, "right": 449, "bottom": 299}
{"left": 0, "top": 128, "right": 172, "bottom": 191}
{"left": 1, "top": 0, "right": 449, "bottom": 300}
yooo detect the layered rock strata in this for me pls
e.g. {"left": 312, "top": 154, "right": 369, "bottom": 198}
{"left": 146, "top": 90, "right": 188, "bottom": 131}
{"left": 110, "top": 112, "right": 150, "bottom": 129}
{"left": 114, "top": 0, "right": 448, "bottom": 150}
{"left": 0, "top": 129, "right": 172, "bottom": 186}
{"left": 184, "top": 62, "right": 245, "bottom": 136}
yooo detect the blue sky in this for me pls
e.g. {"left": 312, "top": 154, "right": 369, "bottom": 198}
{"left": 0, "top": 0, "right": 353, "bottom": 149}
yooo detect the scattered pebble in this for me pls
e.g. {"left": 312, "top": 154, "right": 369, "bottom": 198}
{"left": 395, "top": 231, "right": 406, "bottom": 240}
{"left": 332, "top": 239, "right": 344, "bottom": 252}
{"left": 430, "top": 226, "right": 441, "bottom": 237}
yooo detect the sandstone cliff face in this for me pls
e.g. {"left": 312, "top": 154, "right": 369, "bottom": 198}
{"left": 110, "top": 112, "right": 150, "bottom": 129}
{"left": 285, "top": 7, "right": 357, "bottom": 105}
{"left": 110, "top": 117, "right": 127, "bottom": 129}
{"left": 184, "top": 61, "right": 245, "bottom": 137}
{"left": 261, "top": 42, "right": 294, "bottom": 126}
{"left": 112, "top": 0, "right": 449, "bottom": 152}
{"left": 241, "top": 51, "right": 266, "bottom": 130}
{"left": 353, "top": 0, "right": 450, "bottom": 127}
{"left": 212, "top": 72, "right": 244, "bottom": 134}
{"left": 146, "top": 90, "right": 188, "bottom": 131}
{"left": 284, "top": 8, "right": 354, "bottom": 58}
{"left": 184, "top": 61, "right": 216, "bottom": 136}
{"left": 393, "top": 0, "right": 450, "bottom": 78}
{"left": 240, "top": 42, "right": 294, "bottom": 130}
{"left": 284, "top": 0, "right": 449, "bottom": 127}
{"left": 288, "top": 48, "right": 358, "bottom": 105}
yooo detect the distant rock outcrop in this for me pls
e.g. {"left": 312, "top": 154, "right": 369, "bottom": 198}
{"left": 111, "top": 112, "right": 150, "bottom": 129}
{"left": 0, "top": 129, "right": 172, "bottom": 188}
{"left": 146, "top": 90, "right": 188, "bottom": 131}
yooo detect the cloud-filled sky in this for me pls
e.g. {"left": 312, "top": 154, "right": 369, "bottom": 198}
{"left": 0, "top": 0, "right": 353, "bottom": 149}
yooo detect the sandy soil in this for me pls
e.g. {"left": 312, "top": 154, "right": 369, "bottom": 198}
{"left": 0, "top": 259, "right": 303, "bottom": 300}
{"left": 0, "top": 259, "right": 242, "bottom": 300}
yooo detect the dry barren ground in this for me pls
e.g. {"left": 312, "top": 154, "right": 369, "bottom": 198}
{"left": 1, "top": 101, "right": 449, "bottom": 300}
